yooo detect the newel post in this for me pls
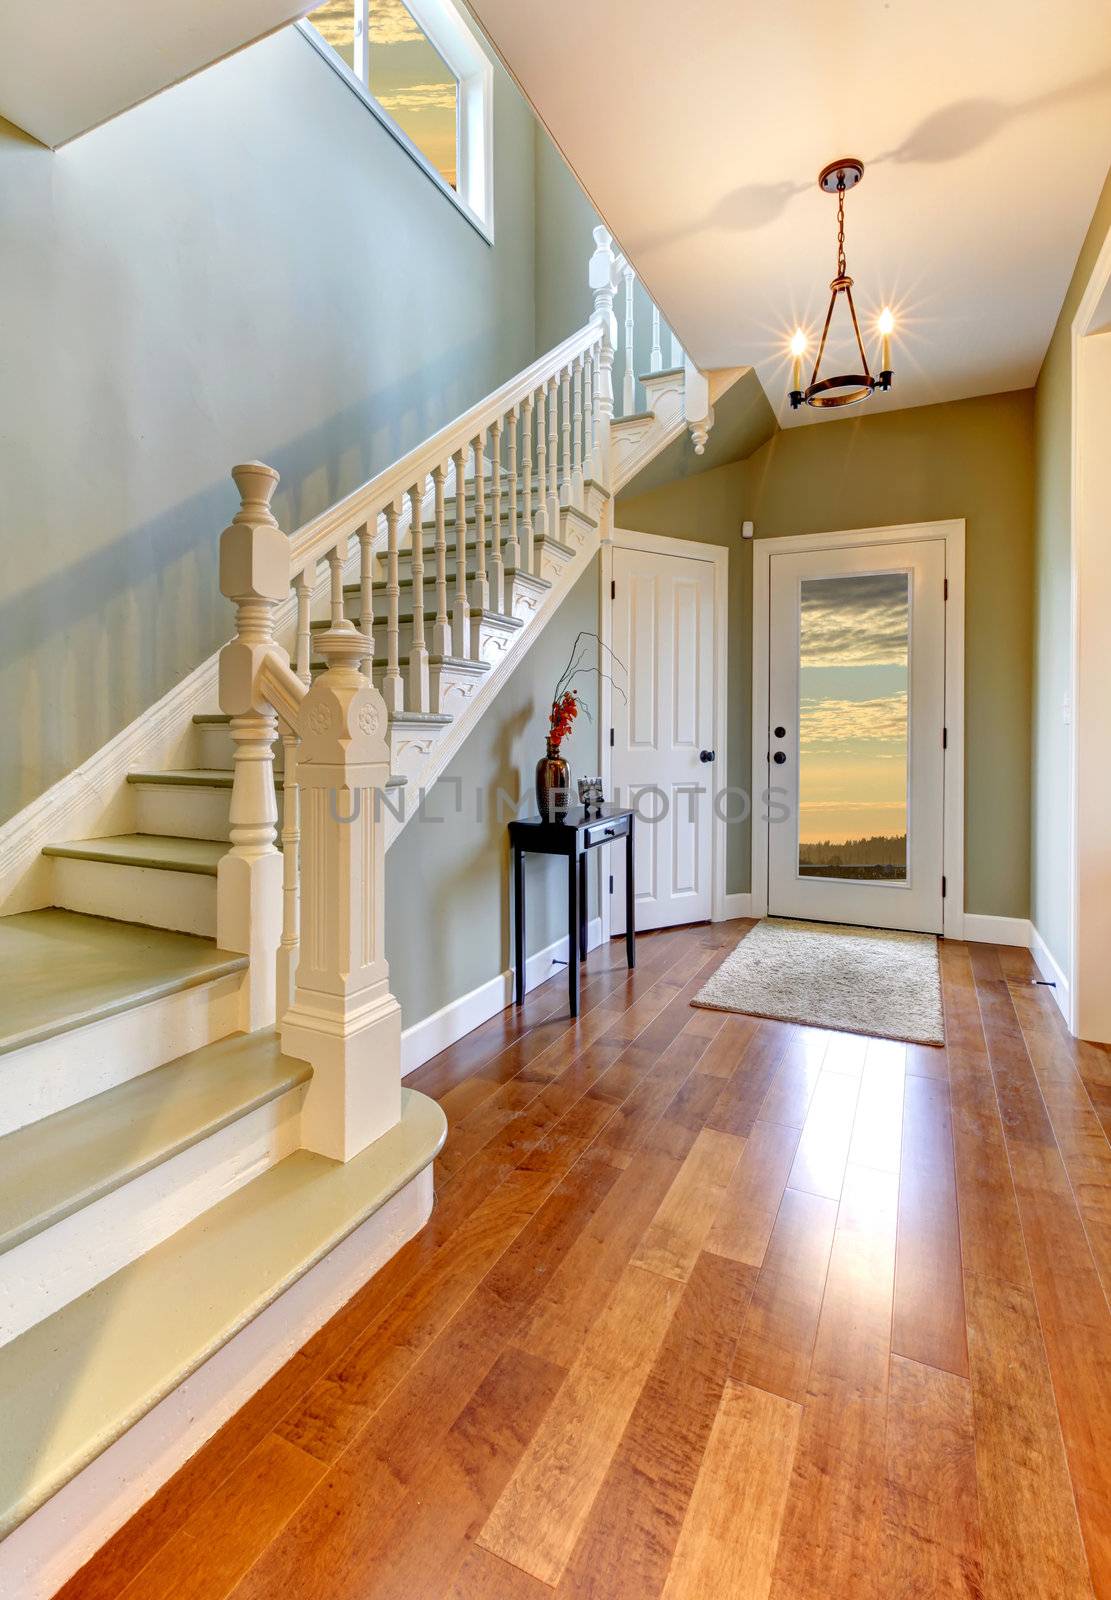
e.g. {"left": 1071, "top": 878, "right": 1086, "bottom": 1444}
{"left": 217, "top": 463, "right": 288, "bottom": 1030}
{"left": 589, "top": 225, "right": 619, "bottom": 490}
{"left": 281, "top": 620, "right": 401, "bottom": 1161}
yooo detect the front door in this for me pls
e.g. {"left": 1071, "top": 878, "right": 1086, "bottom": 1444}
{"left": 610, "top": 542, "right": 716, "bottom": 933}
{"left": 765, "top": 538, "right": 946, "bottom": 933}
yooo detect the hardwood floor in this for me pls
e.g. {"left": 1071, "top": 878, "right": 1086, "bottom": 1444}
{"left": 59, "top": 920, "right": 1111, "bottom": 1600}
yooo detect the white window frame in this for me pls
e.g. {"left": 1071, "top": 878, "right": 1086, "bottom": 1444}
{"left": 297, "top": 0, "right": 494, "bottom": 241}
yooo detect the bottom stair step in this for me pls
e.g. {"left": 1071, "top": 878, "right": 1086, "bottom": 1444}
{"left": 0, "top": 1087, "right": 446, "bottom": 1542}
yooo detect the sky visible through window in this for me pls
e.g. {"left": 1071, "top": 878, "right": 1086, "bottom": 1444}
{"left": 308, "top": 0, "right": 459, "bottom": 189}
{"left": 796, "top": 572, "right": 909, "bottom": 877}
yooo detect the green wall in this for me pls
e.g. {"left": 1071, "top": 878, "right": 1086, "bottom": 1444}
{"left": 618, "top": 389, "right": 1035, "bottom": 918}
{"left": 385, "top": 562, "right": 601, "bottom": 1024}
{"left": 534, "top": 135, "right": 600, "bottom": 353}
{"left": 0, "top": 27, "right": 549, "bottom": 827}
{"left": 1031, "top": 164, "right": 1111, "bottom": 968}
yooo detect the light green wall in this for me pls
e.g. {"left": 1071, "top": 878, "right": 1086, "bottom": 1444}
{"left": 0, "top": 27, "right": 541, "bottom": 827}
{"left": 618, "top": 389, "right": 1036, "bottom": 918}
{"left": 385, "top": 561, "right": 601, "bottom": 1024}
{"left": 533, "top": 136, "right": 599, "bottom": 353}
{"left": 1031, "top": 165, "right": 1111, "bottom": 965}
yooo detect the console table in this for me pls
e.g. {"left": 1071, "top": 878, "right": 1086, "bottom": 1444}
{"left": 509, "top": 805, "right": 636, "bottom": 1017}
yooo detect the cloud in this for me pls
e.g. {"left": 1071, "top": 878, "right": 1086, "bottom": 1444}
{"left": 376, "top": 83, "right": 457, "bottom": 113}
{"left": 799, "top": 692, "right": 907, "bottom": 749}
{"left": 370, "top": 0, "right": 426, "bottom": 44}
{"left": 800, "top": 573, "right": 909, "bottom": 667}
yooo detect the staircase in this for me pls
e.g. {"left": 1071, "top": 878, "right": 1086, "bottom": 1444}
{"left": 0, "top": 227, "right": 743, "bottom": 1600}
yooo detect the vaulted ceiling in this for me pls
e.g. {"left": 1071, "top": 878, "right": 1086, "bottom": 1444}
{"left": 467, "top": 0, "right": 1111, "bottom": 424}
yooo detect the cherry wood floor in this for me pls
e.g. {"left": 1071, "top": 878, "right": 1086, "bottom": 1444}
{"left": 61, "top": 920, "right": 1111, "bottom": 1600}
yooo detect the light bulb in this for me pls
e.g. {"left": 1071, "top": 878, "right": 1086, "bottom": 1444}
{"left": 878, "top": 307, "right": 895, "bottom": 336}
{"left": 789, "top": 329, "right": 808, "bottom": 357}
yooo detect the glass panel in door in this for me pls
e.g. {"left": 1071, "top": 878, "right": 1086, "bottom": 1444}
{"left": 796, "top": 572, "right": 909, "bottom": 883}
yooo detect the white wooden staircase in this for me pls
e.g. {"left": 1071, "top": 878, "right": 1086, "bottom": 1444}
{"left": 0, "top": 228, "right": 746, "bottom": 1600}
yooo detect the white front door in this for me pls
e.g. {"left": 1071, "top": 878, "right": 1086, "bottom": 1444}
{"left": 765, "top": 538, "right": 947, "bottom": 933}
{"left": 611, "top": 543, "right": 716, "bottom": 932}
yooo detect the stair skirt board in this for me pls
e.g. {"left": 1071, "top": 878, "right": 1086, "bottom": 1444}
{"left": 401, "top": 915, "right": 603, "bottom": 1076}
{"left": 0, "top": 970, "right": 245, "bottom": 1138}
{"left": 0, "top": 1085, "right": 306, "bottom": 1346}
{"left": 0, "top": 1092, "right": 445, "bottom": 1600}
{"left": 49, "top": 857, "right": 217, "bottom": 937}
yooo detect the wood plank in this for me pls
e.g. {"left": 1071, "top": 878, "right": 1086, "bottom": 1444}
{"left": 477, "top": 1265, "right": 683, "bottom": 1586}
{"left": 706, "top": 1020, "right": 797, "bottom": 1138}
{"left": 848, "top": 1039, "right": 907, "bottom": 1172}
{"left": 660, "top": 1381, "right": 801, "bottom": 1600}
{"left": 882, "top": 1355, "right": 982, "bottom": 1599}
{"left": 631, "top": 1127, "right": 746, "bottom": 1283}
{"left": 759, "top": 1028, "right": 829, "bottom": 1129}
{"left": 787, "top": 1068, "right": 861, "bottom": 1200}
{"left": 892, "top": 1073, "right": 968, "bottom": 1377}
{"left": 558, "top": 1249, "right": 757, "bottom": 1600}
{"left": 730, "top": 1186, "right": 838, "bottom": 1404}
{"left": 704, "top": 1118, "right": 801, "bottom": 1268}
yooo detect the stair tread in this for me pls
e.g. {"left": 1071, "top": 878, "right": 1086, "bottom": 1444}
{"left": 0, "top": 1086, "right": 445, "bottom": 1539}
{"left": 0, "top": 910, "right": 246, "bottom": 1058}
{"left": 42, "top": 834, "right": 227, "bottom": 876}
{"left": 0, "top": 1031, "right": 311, "bottom": 1255}
{"left": 178, "top": 744, "right": 409, "bottom": 787}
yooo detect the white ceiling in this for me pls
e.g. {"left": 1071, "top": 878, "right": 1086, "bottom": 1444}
{"left": 0, "top": 1, "right": 314, "bottom": 148}
{"left": 468, "top": 0, "right": 1111, "bottom": 424}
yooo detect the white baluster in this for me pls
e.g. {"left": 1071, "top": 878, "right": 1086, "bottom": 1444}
{"left": 357, "top": 523, "right": 375, "bottom": 676}
{"left": 327, "top": 543, "right": 345, "bottom": 628}
{"left": 471, "top": 431, "right": 489, "bottom": 614}
{"left": 278, "top": 566, "right": 313, "bottom": 1023}
{"left": 294, "top": 567, "right": 313, "bottom": 684}
{"left": 408, "top": 481, "right": 429, "bottom": 711}
{"left": 650, "top": 304, "right": 663, "bottom": 373}
{"left": 582, "top": 351, "right": 595, "bottom": 486}
{"left": 431, "top": 463, "right": 451, "bottom": 656}
{"left": 216, "top": 462, "right": 286, "bottom": 1031}
{"left": 571, "top": 356, "right": 585, "bottom": 508}
{"left": 546, "top": 374, "right": 560, "bottom": 535}
{"left": 452, "top": 447, "right": 470, "bottom": 657}
{"left": 506, "top": 406, "right": 520, "bottom": 583}
{"left": 489, "top": 417, "right": 504, "bottom": 614}
{"left": 622, "top": 263, "right": 636, "bottom": 416}
{"left": 589, "top": 227, "right": 620, "bottom": 489}
{"left": 670, "top": 328, "right": 683, "bottom": 368}
{"left": 533, "top": 384, "right": 548, "bottom": 545}
{"left": 521, "top": 394, "right": 535, "bottom": 573}
{"left": 559, "top": 365, "right": 572, "bottom": 509}
{"left": 382, "top": 498, "right": 403, "bottom": 713}
{"left": 281, "top": 623, "right": 401, "bottom": 1161}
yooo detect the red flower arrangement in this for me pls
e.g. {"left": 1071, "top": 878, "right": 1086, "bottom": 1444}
{"left": 546, "top": 689, "right": 581, "bottom": 755}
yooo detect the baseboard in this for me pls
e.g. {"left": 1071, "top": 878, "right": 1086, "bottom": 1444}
{"left": 715, "top": 892, "right": 752, "bottom": 921}
{"left": 0, "top": 1167, "right": 433, "bottom": 1600}
{"left": 961, "top": 913, "right": 1031, "bottom": 947}
{"left": 1029, "top": 921, "right": 1072, "bottom": 1025}
{"left": 401, "top": 917, "right": 603, "bottom": 1077}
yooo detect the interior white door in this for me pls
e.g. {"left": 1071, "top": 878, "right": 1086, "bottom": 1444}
{"left": 611, "top": 543, "right": 716, "bottom": 933}
{"left": 765, "top": 538, "right": 947, "bottom": 933}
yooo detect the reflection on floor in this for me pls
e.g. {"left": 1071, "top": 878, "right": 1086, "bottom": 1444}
{"left": 59, "top": 920, "right": 1111, "bottom": 1600}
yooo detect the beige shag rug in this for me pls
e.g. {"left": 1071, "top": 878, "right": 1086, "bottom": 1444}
{"left": 692, "top": 917, "right": 944, "bottom": 1045}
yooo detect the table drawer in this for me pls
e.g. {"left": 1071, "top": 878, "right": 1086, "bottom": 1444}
{"left": 583, "top": 817, "right": 629, "bottom": 848}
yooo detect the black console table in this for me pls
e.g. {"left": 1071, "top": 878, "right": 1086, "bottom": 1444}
{"left": 509, "top": 806, "right": 635, "bottom": 1016}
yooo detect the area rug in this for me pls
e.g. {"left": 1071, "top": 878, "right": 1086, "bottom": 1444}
{"left": 692, "top": 917, "right": 944, "bottom": 1045}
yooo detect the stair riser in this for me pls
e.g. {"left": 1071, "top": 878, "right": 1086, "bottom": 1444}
{"left": 194, "top": 725, "right": 285, "bottom": 772}
{"left": 134, "top": 785, "right": 284, "bottom": 843}
{"left": 51, "top": 858, "right": 217, "bottom": 938}
{"left": 0, "top": 1085, "right": 305, "bottom": 1348}
{"left": 0, "top": 973, "right": 244, "bottom": 1139}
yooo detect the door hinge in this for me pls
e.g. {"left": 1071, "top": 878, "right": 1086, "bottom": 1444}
{"left": 609, "top": 727, "right": 615, "bottom": 748}
{"left": 610, "top": 579, "right": 616, "bottom": 600}
{"left": 609, "top": 874, "right": 614, "bottom": 895}
{"left": 942, "top": 875, "right": 947, "bottom": 898}
{"left": 943, "top": 726, "right": 948, "bottom": 749}
{"left": 944, "top": 577, "right": 949, "bottom": 600}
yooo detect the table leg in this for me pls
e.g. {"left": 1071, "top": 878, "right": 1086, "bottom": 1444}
{"left": 513, "top": 845, "right": 525, "bottom": 1005}
{"left": 625, "top": 819, "right": 636, "bottom": 969}
{"left": 578, "top": 851, "right": 588, "bottom": 962}
{"left": 567, "top": 852, "right": 580, "bottom": 1016}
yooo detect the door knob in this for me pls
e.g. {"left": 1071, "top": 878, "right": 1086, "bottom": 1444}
{"left": 773, "top": 751, "right": 787, "bottom": 765}
{"left": 773, "top": 725, "right": 787, "bottom": 739}
{"left": 699, "top": 749, "right": 715, "bottom": 763}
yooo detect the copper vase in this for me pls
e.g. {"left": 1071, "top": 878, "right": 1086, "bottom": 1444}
{"left": 536, "top": 739, "right": 570, "bottom": 820}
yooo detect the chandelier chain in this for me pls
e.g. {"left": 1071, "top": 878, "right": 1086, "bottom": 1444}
{"left": 836, "top": 180, "right": 846, "bottom": 279}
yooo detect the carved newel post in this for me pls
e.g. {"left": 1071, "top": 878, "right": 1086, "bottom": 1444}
{"left": 589, "top": 225, "right": 620, "bottom": 491}
{"left": 217, "top": 463, "right": 288, "bottom": 1030}
{"left": 281, "top": 620, "right": 401, "bottom": 1161}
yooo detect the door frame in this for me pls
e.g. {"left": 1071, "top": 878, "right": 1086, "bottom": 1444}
{"left": 750, "top": 519, "right": 966, "bottom": 940}
{"left": 599, "top": 528, "right": 730, "bottom": 939}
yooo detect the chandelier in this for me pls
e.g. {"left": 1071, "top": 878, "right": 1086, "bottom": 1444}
{"left": 788, "top": 159, "right": 894, "bottom": 410}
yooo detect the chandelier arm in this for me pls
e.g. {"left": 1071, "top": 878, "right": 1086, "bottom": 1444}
{"left": 843, "top": 281, "right": 873, "bottom": 380}
{"left": 810, "top": 286, "right": 839, "bottom": 390}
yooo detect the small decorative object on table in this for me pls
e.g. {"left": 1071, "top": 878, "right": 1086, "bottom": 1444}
{"left": 578, "top": 776, "right": 605, "bottom": 815}
{"left": 535, "top": 632, "right": 627, "bottom": 822}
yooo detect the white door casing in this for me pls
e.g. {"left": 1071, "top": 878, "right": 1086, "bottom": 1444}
{"left": 607, "top": 538, "right": 722, "bottom": 933}
{"left": 752, "top": 521, "right": 965, "bottom": 940}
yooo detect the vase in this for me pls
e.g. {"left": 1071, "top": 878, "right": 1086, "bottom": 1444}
{"left": 535, "top": 740, "right": 570, "bottom": 820}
